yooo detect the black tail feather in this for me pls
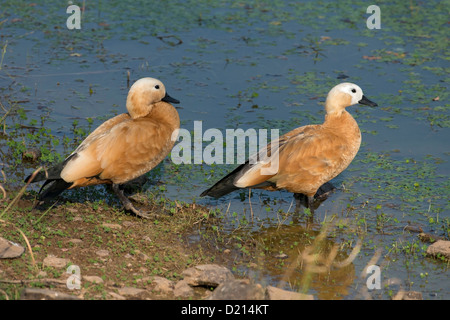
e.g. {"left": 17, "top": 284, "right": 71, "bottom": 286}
{"left": 25, "top": 154, "right": 77, "bottom": 183}
{"left": 315, "top": 181, "right": 336, "bottom": 199}
{"left": 200, "top": 163, "right": 247, "bottom": 198}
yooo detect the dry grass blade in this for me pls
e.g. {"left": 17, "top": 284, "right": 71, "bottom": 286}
{"left": 0, "top": 288, "right": 9, "bottom": 300}
{"left": 0, "top": 167, "right": 42, "bottom": 219}
{"left": 0, "top": 184, "right": 6, "bottom": 199}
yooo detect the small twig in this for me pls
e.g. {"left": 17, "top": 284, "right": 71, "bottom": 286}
{"left": 34, "top": 201, "right": 58, "bottom": 225}
{"left": 0, "top": 184, "right": 6, "bottom": 199}
{"left": 0, "top": 288, "right": 9, "bottom": 300}
{"left": 248, "top": 188, "right": 253, "bottom": 222}
{"left": 0, "top": 278, "right": 67, "bottom": 287}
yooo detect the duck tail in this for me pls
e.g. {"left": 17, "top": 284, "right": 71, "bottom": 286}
{"left": 25, "top": 155, "right": 76, "bottom": 201}
{"left": 200, "top": 164, "right": 245, "bottom": 198}
{"left": 315, "top": 181, "right": 336, "bottom": 199}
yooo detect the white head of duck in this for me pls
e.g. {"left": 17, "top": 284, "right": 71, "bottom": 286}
{"left": 126, "top": 77, "right": 180, "bottom": 119}
{"left": 325, "top": 82, "right": 377, "bottom": 115}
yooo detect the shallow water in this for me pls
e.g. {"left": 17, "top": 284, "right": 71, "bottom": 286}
{"left": 0, "top": 1, "right": 448, "bottom": 299}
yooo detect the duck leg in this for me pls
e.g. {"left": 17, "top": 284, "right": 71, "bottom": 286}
{"left": 112, "top": 184, "right": 159, "bottom": 219}
{"left": 293, "top": 193, "right": 315, "bottom": 214}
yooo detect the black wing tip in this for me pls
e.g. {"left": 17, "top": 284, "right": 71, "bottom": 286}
{"left": 38, "top": 179, "right": 72, "bottom": 201}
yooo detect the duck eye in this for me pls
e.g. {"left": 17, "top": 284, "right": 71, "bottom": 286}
{"left": 155, "top": 85, "right": 160, "bottom": 89}
{"left": 351, "top": 88, "right": 356, "bottom": 93}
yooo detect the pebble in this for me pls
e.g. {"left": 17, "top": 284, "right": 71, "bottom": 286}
{"left": 182, "top": 264, "right": 234, "bottom": 287}
{"left": 207, "top": 279, "right": 265, "bottom": 300}
{"left": 173, "top": 280, "right": 194, "bottom": 298}
{"left": 151, "top": 276, "right": 174, "bottom": 294}
{"left": 83, "top": 275, "right": 104, "bottom": 284}
{"left": 266, "top": 285, "right": 314, "bottom": 300}
{"left": 0, "top": 237, "right": 24, "bottom": 259}
{"left": 95, "top": 249, "right": 109, "bottom": 257}
{"left": 42, "top": 255, "right": 69, "bottom": 268}
{"left": 426, "top": 240, "right": 450, "bottom": 260}
{"left": 118, "top": 286, "right": 145, "bottom": 297}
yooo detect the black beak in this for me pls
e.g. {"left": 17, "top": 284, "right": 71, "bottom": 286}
{"left": 162, "top": 92, "right": 180, "bottom": 104}
{"left": 358, "top": 95, "right": 378, "bottom": 107}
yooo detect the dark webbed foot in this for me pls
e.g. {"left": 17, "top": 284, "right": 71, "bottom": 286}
{"left": 293, "top": 182, "right": 336, "bottom": 213}
{"left": 112, "top": 184, "right": 159, "bottom": 219}
{"left": 294, "top": 193, "right": 315, "bottom": 213}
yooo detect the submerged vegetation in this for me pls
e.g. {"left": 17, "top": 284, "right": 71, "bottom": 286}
{"left": 0, "top": 0, "right": 448, "bottom": 299}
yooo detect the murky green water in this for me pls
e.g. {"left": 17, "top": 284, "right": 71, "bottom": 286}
{"left": 1, "top": 0, "right": 448, "bottom": 299}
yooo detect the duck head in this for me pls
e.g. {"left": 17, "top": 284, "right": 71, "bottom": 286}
{"left": 325, "top": 82, "right": 377, "bottom": 115}
{"left": 126, "top": 77, "right": 179, "bottom": 119}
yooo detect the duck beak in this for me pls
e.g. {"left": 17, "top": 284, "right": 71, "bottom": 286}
{"left": 162, "top": 92, "right": 180, "bottom": 104}
{"left": 358, "top": 95, "right": 378, "bottom": 107}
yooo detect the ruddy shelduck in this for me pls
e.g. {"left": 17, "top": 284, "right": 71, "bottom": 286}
{"left": 201, "top": 82, "right": 377, "bottom": 210}
{"left": 26, "top": 77, "right": 180, "bottom": 218}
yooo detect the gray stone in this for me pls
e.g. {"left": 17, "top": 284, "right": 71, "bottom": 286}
{"left": 108, "top": 291, "right": 126, "bottom": 300}
{"left": 207, "top": 279, "right": 265, "bottom": 300}
{"left": 95, "top": 249, "right": 110, "bottom": 257}
{"left": 426, "top": 240, "right": 450, "bottom": 260}
{"left": 266, "top": 285, "right": 314, "bottom": 300}
{"left": 101, "top": 223, "right": 122, "bottom": 230}
{"left": 42, "top": 255, "right": 69, "bottom": 268}
{"left": 118, "top": 286, "right": 146, "bottom": 297}
{"left": 183, "top": 264, "right": 234, "bottom": 287}
{"left": 83, "top": 275, "right": 104, "bottom": 284}
{"left": 0, "top": 237, "right": 25, "bottom": 259}
{"left": 151, "top": 276, "right": 174, "bottom": 294}
{"left": 173, "top": 280, "right": 194, "bottom": 298}
{"left": 402, "top": 291, "right": 423, "bottom": 300}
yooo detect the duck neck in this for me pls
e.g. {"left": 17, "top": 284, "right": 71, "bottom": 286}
{"left": 147, "top": 102, "right": 180, "bottom": 131}
{"left": 323, "top": 109, "right": 360, "bottom": 136}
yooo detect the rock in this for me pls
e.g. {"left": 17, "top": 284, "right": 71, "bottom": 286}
{"left": 83, "top": 275, "right": 104, "bottom": 284}
{"left": 22, "top": 148, "right": 41, "bottom": 162}
{"left": 68, "top": 239, "right": 83, "bottom": 245}
{"left": 117, "top": 286, "right": 146, "bottom": 297}
{"left": 123, "top": 221, "right": 134, "bottom": 227}
{"left": 401, "top": 291, "right": 423, "bottom": 300}
{"left": 0, "top": 237, "right": 25, "bottom": 259}
{"left": 21, "top": 288, "right": 80, "bottom": 300}
{"left": 207, "top": 279, "right": 265, "bottom": 300}
{"left": 173, "top": 280, "right": 194, "bottom": 298}
{"left": 95, "top": 249, "right": 109, "bottom": 257}
{"left": 151, "top": 276, "right": 174, "bottom": 294}
{"left": 404, "top": 225, "right": 423, "bottom": 233}
{"left": 101, "top": 223, "right": 122, "bottom": 230}
{"left": 266, "top": 286, "right": 314, "bottom": 300}
{"left": 42, "top": 255, "right": 69, "bottom": 268}
{"left": 274, "top": 253, "right": 288, "bottom": 259}
{"left": 108, "top": 291, "right": 126, "bottom": 300}
{"left": 418, "top": 232, "right": 443, "bottom": 243}
{"left": 37, "top": 271, "right": 48, "bottom": 278}
{"left": 183, "top": 264, "right": 234, "bottom": 287}
{"left": 426, "top": 240, "right": 450, "bottom": 261}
